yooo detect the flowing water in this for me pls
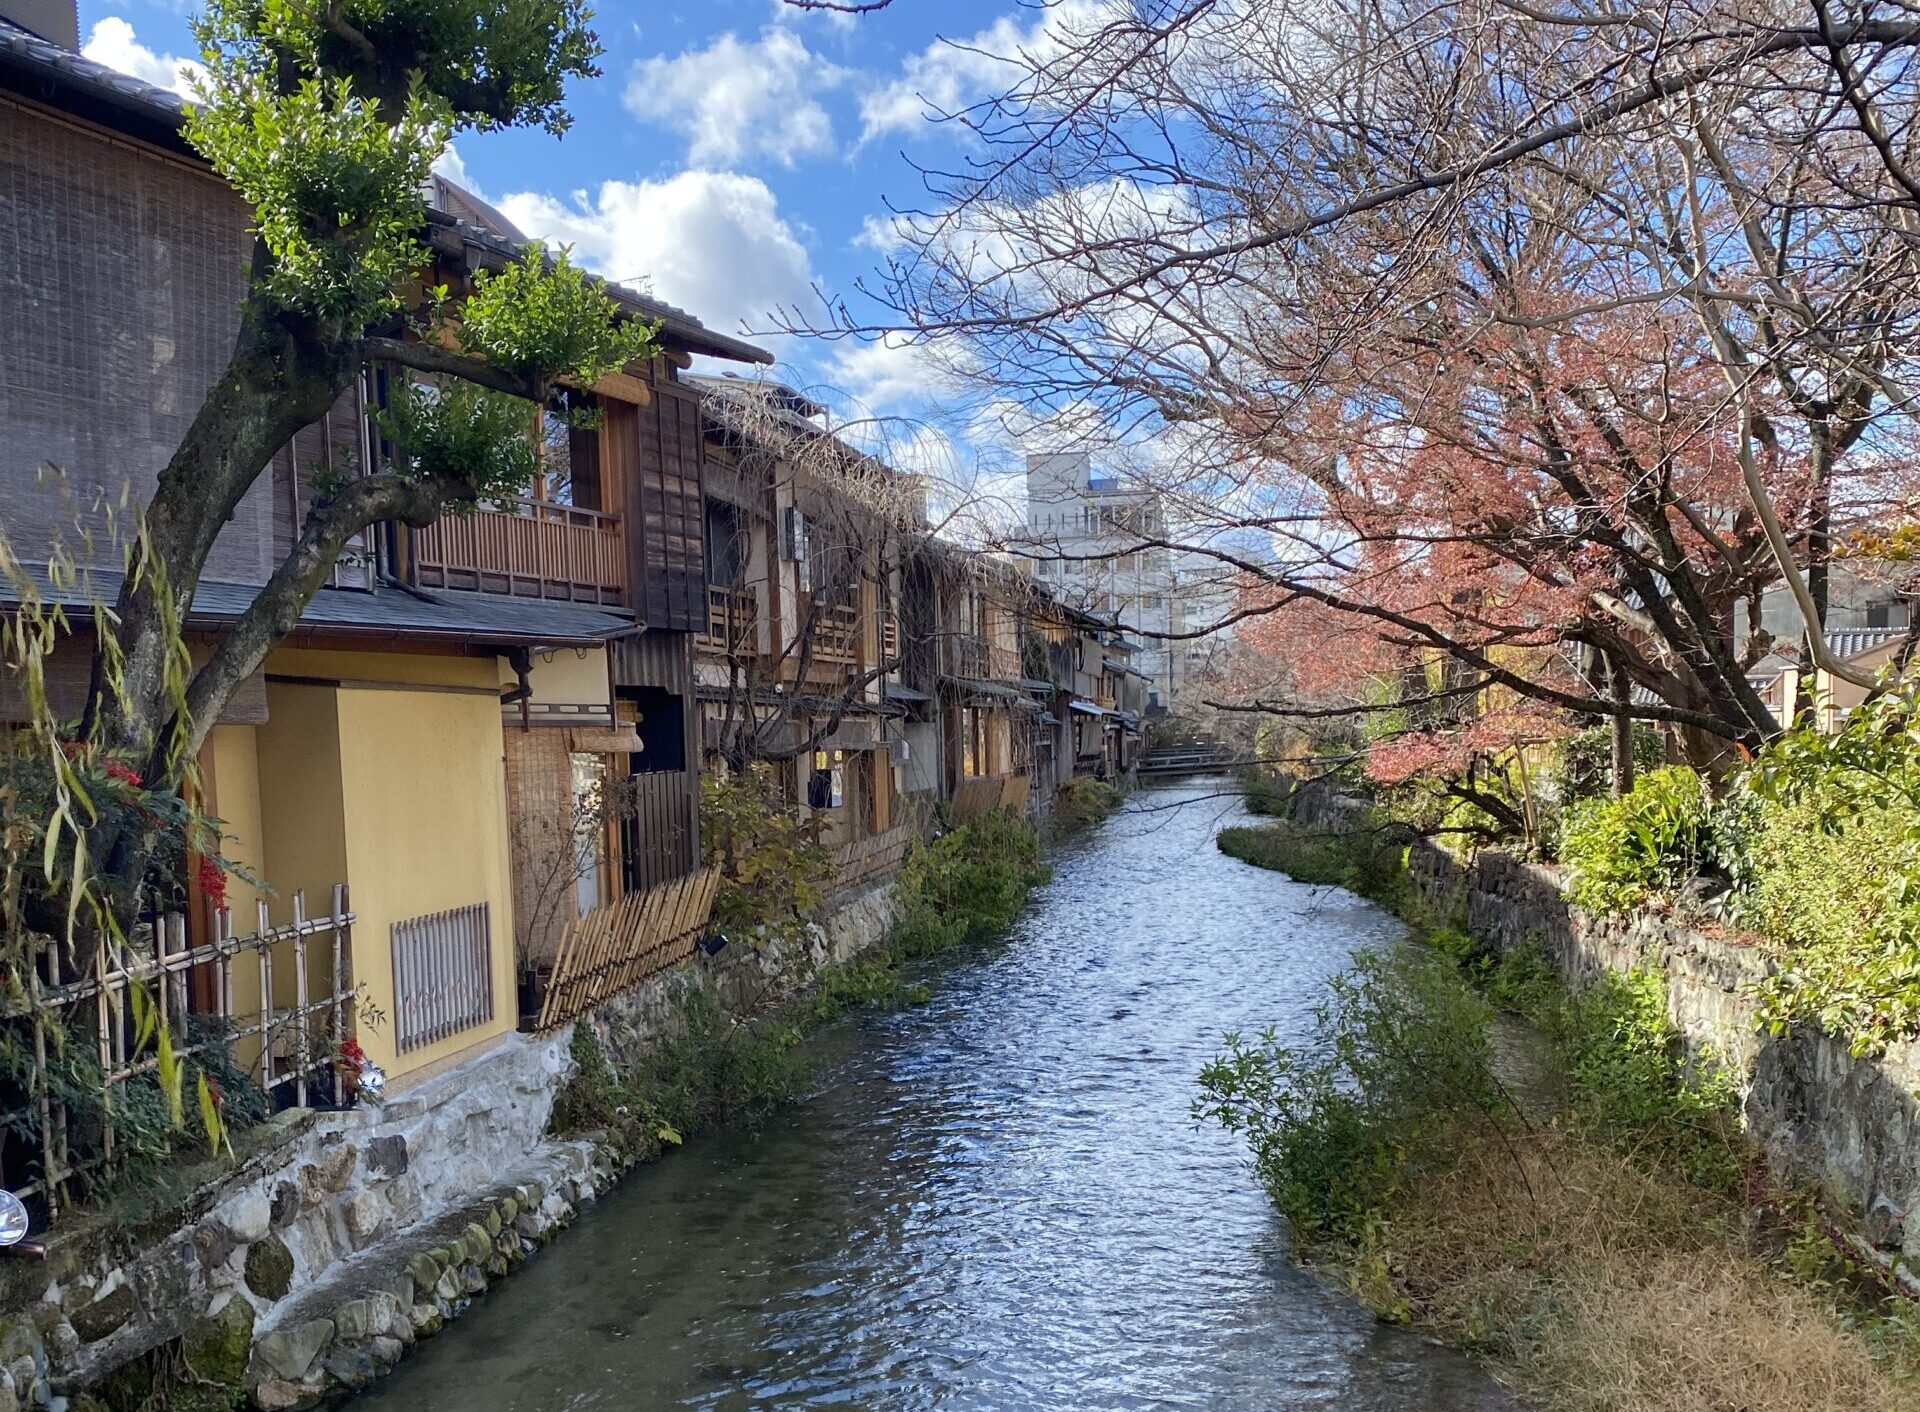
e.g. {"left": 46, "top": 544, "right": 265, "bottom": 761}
{"left": 353, "top": 779, "right": 1521, "bottom": 1412}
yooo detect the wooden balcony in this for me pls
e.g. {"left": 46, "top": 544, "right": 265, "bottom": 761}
{"left": 411, "top": 499, "right": 626, "bottom": 605}
{"left": 696, "top": 584, "right": 760, "bottom": 656}
{"left": 811, "top": 603, "right": 861, "bottom": 667}
{"left": 943, "top": 633, "right": 1022, "bottom": 682}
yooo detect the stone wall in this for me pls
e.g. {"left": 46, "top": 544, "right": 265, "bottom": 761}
{"left": 0, "top": 883, "right": 899, "bottom": 1412}
{"left": 1291, "top": 784, "right": 1920, "bottom": 1281}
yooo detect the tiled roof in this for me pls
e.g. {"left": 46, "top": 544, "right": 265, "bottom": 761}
{"left": 6, "top": 563, "right": 635, "bottom": 646}
{"left": 1825, "top": 627, "right": 1908, "bottom": 661}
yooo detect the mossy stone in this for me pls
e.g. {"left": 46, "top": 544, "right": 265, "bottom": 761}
{"left": 244, "top": 1235, "right": 295, "bottom": 1302}
{"left": 183, "top": 1297, "right": 256, "bottom": 1389}
{"left": 68, "top": 1285, "right": 135, "bottom": 1344}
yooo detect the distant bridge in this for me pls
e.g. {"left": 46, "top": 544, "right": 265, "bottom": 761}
{"left": 1137, "top": 743, "right": 1234, "bottom": 778}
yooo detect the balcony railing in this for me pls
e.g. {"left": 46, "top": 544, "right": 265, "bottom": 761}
{"left": 943, "top": 633, "right": 1023, "bottom": 682}
{"left": 810, "top": 602, "right": 861, "bottom": 667}
{"left": 697, "top": 584, "right": 760, "bottom": 656}
{"left": 881, "top": 611, "right": 900, "bottom": 665}
{"left": 411, "top": 499, "right": 626, "bottom": 605}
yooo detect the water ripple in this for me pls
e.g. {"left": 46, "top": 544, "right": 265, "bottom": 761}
{"left": 352, "top": 780, "right": 1520, "bottom": 1412}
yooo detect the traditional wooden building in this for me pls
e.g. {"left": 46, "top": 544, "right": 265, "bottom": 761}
{"left": 0, "top": 15, "right": 765, "bottom": 1097}
{"left": 687, "top": 376, "right": 920, "bottom": 887}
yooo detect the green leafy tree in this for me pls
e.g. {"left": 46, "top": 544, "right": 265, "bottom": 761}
{"left": 56, "top": 1, "right": 656, "bottom": 942}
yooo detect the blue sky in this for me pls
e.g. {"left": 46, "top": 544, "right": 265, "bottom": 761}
{"left": 77, "top": 0, "right": 1077, "bottom": 507}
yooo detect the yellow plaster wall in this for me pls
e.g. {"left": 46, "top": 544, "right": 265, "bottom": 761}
{"left": 206, "top": 725, "right": 268, "bottom": 925}
{"left": 335, "top": 683, "right": 518, "bottom": 1079}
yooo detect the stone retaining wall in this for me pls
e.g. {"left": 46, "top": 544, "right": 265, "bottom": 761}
{"left": 1290, "top": 784, "right": 1920, "bottom": 1280}
{"left": 0, "top": 883, "right": 900, "bottom": 1412}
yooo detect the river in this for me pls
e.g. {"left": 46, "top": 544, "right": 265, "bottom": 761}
{"left": 352, "top": 778, "right": 1520, "bottom": 1411}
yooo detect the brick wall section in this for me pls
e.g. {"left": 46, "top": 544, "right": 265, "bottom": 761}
{"left": 1291, "top": 783, "right": 1920, "bottom": 1274}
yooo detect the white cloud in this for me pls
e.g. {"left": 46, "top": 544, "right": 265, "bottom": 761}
{"left": 828, "top": 332, "right": 965, "bottom": 411}
{"left": 858, "top": 0, "right": 1110, "bottom": 143}
{"left": 82, "top": 18, "right": 205, "bottom": 99}
{"left": 627, "top": 28, "right": 848, "bottom": 168}
{"left": 495, "top": 171, "right": 816, "bottom": 341}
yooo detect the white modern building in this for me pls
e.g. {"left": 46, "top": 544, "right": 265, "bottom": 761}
{"left": 1016, "top": 451, "right": 1231, "bottom": 710}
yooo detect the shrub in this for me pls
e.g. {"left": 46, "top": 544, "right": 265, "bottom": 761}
{"left": 1216, "top": 818, "right": 1414, "bottom": 909}
{"left": 1055, "top": 776, "right": 1121, "bottom": 831}
{"left": 701, "top": 766, "right": 835, "bottom": 943}
{"left": 1558, "top": 766, "right": 1716, "bottom": 913}
{"left": 1195, "top": 947, "right": 1506, "bottom": 1242}
{"left": 1549, "top": 724, "right": 1668, "bottom": 805}
{"left": 1242, "top": 770, "right": 1295, "bottom": 817}
{"left": 551, "top": 990, "right": 810, "bottom": 1156}
{"left": 893, "top": 810, "right": 1049, "bottom": 957}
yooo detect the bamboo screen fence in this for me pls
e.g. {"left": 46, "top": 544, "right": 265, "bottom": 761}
{"left": 4, "top": 888, "right": 355, "bottom": 1219}
{"left": 534, "top": 869, "right": 722, "bottom": 1031}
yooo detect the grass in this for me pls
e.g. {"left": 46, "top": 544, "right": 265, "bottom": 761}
{"left": 1384, "top": 1137, "right": 1917, "bottom": 1412}
{"left": 1212, "top": 794, "right": 1920, "bottom": 1411}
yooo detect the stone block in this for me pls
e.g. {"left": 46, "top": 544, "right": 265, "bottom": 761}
{"left": 463, "top": 1223, "right": 491, "bottom": 1263}
{"left": 214, "top": 1191, "right": 274, "bottom": 1245}
{"left": 497, "top": 1197, "right": 518, "bottom": 1226}
{"left": 483, "top": 1209, "right": 502, "bottom": 1238}
{"left": 244, "top": 1236, "right": 296, "bottom": 1302}
{"left": 433, "top": 1268, "right": 462, "bottom": 1304}
{"left": 368, "top": 1336, "right": 405, "bottom": 1366}
{"left": 344, "top": 1192, "right": 386, "bottom": 1245}
{"left": 182, "top": 1296, "right": 256, "bottom": 1389}
{"left": 251, "top": 1378, "right": 312, "bottom": 1411}
{"left": 321, "top": 1343, "right": 378, "bottom": 1389}
{"left": 405, "top": 1253, "right": 441, "bottom": 1293}
{"left": 384, "top": 1273, "right": 415, "bottom": 1310}
{"left": 296, "top": 1146, "right": 357, "bottom": 1208}
{"left": 251, "top": 1318, "right": 333, "bottom": 1383}
{"left": 331, "top": 1298, "right": 372, "bottom": 1342}
{"left": 68, "top": 1284, "right": 136, "bottom": 1345}
{"left": 269, "top": 1183, "right": 300, "bottom": 1231}
{"left": 362, "top": 1135, "right": 409, "bottom": 1179}
{"left": 408, "top": 1305, "right": 443, "bottom": 1339}
{"left": 461, "top": 1265, "right": 487, "bottom": 1295}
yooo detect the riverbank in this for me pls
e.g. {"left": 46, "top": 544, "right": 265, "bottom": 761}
{"left": 1207, "top": 794, "right": 1920, "bottom": 1411}
{"left": 343, "top": 777, "right": 1522, "bottom": 1412}
{"left": 0, "top": 814, "right": 1052, "bottom": 1412}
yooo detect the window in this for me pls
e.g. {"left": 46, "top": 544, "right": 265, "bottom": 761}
{"left": 618, "top": 687, "right": 686, "bottom": 774}
{"left": 540, "top": 392, "right": 602, "bottom": 510}
{"left": 704, "top": 497, "right": 747, "bottom": 587}
{"left": 1868, "top": 601, "right": 1893, "bottom": 630}
{"left": 569, "top": 753, "right": 609, "bottom": 917}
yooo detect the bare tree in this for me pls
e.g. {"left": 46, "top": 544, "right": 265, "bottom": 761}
{"left": 798, "top": 0, "right": 1920, "bottom": 766}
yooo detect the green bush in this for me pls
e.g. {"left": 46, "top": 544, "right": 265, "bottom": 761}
{"left": 1242, "top": 771, "right": 1296, "bottom": 817}
{"left": 701, "top": 766, "right": 836, "bottom": 943}
{"left": 1055, "top": 776, "right": 1122, "bottom": 831}
{"left": 893, "top": 809, "right": 1049, "bottom": 957}
{"left": 551, "top": 990, "right": 810, "bottom": 1156}
{"left": 1544, "top": 969, "right": 1743, "bottom": 1189}
{"left": 1558, "top": 766, "right": 1716, "bottom": 913}
{"left": 1195, "top": 947, "right": 1506, "bottom": 1241}
{"left": 1549, "top": 724, "right": 1668, "bottom": 806}
{"left": 1216, "top": 818, "right": 1414, "bottom": 909}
